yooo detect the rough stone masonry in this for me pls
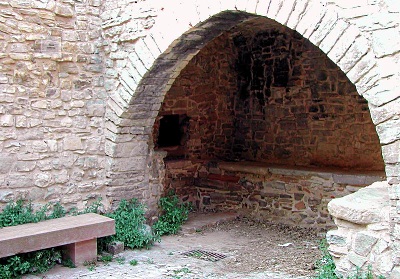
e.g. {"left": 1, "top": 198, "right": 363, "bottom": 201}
{"left": 0, "top": 0, "right": 399, "bottom": 277}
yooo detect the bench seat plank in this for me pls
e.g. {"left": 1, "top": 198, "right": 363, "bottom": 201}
{"left": 0, "top": 213, "right": 115, "bottom": 259}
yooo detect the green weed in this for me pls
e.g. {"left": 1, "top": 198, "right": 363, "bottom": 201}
{"left": 116, "top": 256, "right": 125, "bottom": 264}
{"left": 100, "top": 199, "right": 159, "bottom": 250}
{"left": 99, "top": 254, "right": 113, "bottom": 263}
{"left": 152, "top": 193, "right": 191, "bottom": 235}
{"left": 129, "top": 259, "right": 138, "bottom": 266}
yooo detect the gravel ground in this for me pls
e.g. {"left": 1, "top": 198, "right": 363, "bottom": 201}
{"left": 25, "top": 217, "right": 325, "bottom": 279}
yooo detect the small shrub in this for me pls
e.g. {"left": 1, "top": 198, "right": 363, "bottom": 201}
{"left": 101, "top": 199, "right": 159, "bottom": 249}
{"left": 99, "top": 254, "right": 113, "bottom": 263}
{"left": 115, "top": 256, "right": 125, "bottom": 264}
{"left": 0, "top": 248, "right": 61, "bottom": 279}
{"left": 152, "top": 193, "right": 191, "bottom": 235}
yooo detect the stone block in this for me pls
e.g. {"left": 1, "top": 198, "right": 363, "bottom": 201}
{"left": 15, "top": 161, "right": 36, "bottom": 172}
{"left": 5, "top": 174, "right": 32, "bottom": 188}
{"left": 327, "top": 25, "right": 359, "bottom": 64}
{"left": 326, "top": 229, "right": 347, "bottom": 246}
{"left": 64, "top": 137, "right": 83, "bottom": 150}
{"left": 377, "top": 119, "right": 400, "bottom": 145}
{"left": 133, "top": 39, "right": 155, "bottom": 70}
{"left": 32, "top": 100, "right": 48, "bottom": 109}
{"left": 328, "top": 181, "right": 389, "bottom": 224}
{"left": 295, "top": 2, "right": 325, "bottom": 38}
{"left": 64, "top": 239, "right": 97, "bottom": 265}
{"left": 369, "top": 98, "right": 400, "bottom": 126}
{"left": 382, "top": 141, "right": 400, "bottom": 165}
{"left": 0, "top": 115, "right": 14, "bottom": 126}
{"left": 275, "top": 0, "right": 297, "bottom": 25}
{"left": 347, "top": 51, "right": 375, "bottom": 84}
{"left": 107, "top": 241, "right": 124, "bottom": 255}
{"left": 337, "top": 35, "right": 369, "bottom": 73}
{"left": 34, "top": 173, "right": 52, "bottom": 188}
{"left": 376, "top": 252, "right": 394, "bottom": 276}
{"left": 353, "top": 232, "right": 378, "bottom": 257}
{"left": 373, "top": 239, "right": 389, "bottom": 254}
{"left": 363, "top": 75, "right": 400, "bottom": 107}
{"left": 266, "top": 0, "right": 283, "bottom": 19}
{"left": 319, "top": 20, "right": 349, "bottom": 54}
{"left": 105, "top": 140, "right": 148, "bottom": 157}
{"left": 286, "top": 0, "right": 308, "bottom": 30}
{"left": 0, "top": 156, "right": 14, "bottom": 174}
{"left": 348, "top": 251, "right": 367, "bottom": 268}
{"left": 0, "top": 190, "right": 14, "bottom": 203}
{"left": 109, "top": 156, "right": 147, "bottom": 172}
{"left": 372, "top": 28, "right": 400, "bottom": 58}
{"left": 309, "top": 12, "right": 338, "bottom": 47}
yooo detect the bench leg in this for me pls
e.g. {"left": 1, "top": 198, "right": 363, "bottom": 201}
{"left": 64, "top": 239, "right": 97, "bottom": 266}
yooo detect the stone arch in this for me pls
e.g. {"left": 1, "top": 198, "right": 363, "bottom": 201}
{"left": 105, "top": 0, "right": 398, "bottom": 205}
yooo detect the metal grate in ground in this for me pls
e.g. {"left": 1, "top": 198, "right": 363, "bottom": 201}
{"left": 181, "top": 249, "right": 227, "bottom": 262}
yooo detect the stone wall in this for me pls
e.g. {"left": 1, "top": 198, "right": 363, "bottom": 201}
{"left": 163, "top": 159, "right": 384, "bottom": 228}
{"left": 328, "top": 182, "right": 393, "bottom": 277}
{"left": 0, "top": 0, "right": 107, "bottom": 209}
{"left": 153, "top": 32, "right": 237, "bottom": 161}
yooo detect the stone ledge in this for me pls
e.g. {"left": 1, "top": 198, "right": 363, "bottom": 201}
{"left": 218, "top": 161, "right": 385, "bottom": 185}
{"left": 328, "top": 181, "right": 390, "bottom": 225}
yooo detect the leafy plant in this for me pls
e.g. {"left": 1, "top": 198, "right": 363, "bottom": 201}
{"left": 115, "top": 256, "right": 125, "bottom": 264}
{"left": 129, "top": 259, "right": 138, "bottom": 266}
{"left": 99, "top": 254, "right": 113, "bottom": 263}
{"left": 0, "top": 248, "right": 61, "bottom": 279}
{"left": 152, "top": 193, "right": 191, "bottom": 235}
{"left": 314, "top": 240, "right": 337, "bottom": 279}
{"left": 101, "top": 199, "right": 159, "bottom": 250}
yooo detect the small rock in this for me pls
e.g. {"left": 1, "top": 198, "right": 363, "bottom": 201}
{"left": 107, "top": 241, "right": 124, "bottom": 255}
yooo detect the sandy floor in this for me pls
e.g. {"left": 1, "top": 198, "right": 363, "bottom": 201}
{"left": 25, "top": 214, "right": 325, "bottom": 279}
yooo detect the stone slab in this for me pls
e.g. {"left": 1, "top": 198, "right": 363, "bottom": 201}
{"left": 0, "top": 213, "right": 115, "bottom": 259}
{"left": 328, "top": 181, "right": 389, "bottom": 224}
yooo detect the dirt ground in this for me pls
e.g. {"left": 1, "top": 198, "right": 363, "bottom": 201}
{"left": 29, "top": 215, "right": 325, "bottom": 279}
{"left": 202, "top": 217, "right": 324, "bottom": 277}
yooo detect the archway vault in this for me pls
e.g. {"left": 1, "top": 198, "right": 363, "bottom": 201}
{"left": 105, "top": 0, "right": 399, "bottom": 192}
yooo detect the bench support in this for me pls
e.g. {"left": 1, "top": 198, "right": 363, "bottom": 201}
{"left": 64, "top": 239, "right": 97, "bottom": 265}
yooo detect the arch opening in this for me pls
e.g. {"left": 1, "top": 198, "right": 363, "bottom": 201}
{"left": 149, "top": 13, "right": 385, "bottom": 228}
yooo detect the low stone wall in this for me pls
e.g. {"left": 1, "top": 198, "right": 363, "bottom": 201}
{"left": 327, "top": 181, "right": 395, "bottom": 278}
{"left": 163, "top": 159, "right": 385, "bottom": 229}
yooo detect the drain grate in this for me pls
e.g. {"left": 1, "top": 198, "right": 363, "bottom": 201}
{"left": 181, "top": 249, "right": 227, "bottom": 262}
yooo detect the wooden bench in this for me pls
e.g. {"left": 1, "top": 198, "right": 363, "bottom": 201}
{"left": 0, "top": 213, "right": 115, "bottom": 265}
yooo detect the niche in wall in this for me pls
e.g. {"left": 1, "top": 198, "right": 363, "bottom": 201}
{"left": 156, "top": 114, "right": 190, "bottom": 159}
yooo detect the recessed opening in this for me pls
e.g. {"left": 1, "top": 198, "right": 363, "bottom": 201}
{"left": 158, "top": 115, "right": 181, "bottom": 147}
{"left": 152, "top": 14, "right": 385, "bottom": 229}
{"left": 156, "top": 114, "right": 190, "bottom": 158}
